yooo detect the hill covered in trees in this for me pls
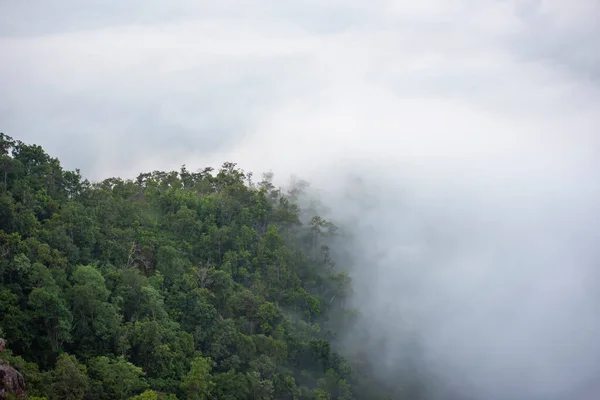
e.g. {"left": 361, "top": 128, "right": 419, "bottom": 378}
{"left": 0, "top": 134, "right": 393, "bottom": 400}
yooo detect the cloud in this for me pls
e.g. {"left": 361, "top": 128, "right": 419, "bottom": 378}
{"left": 1, "top": 1, "right": 600, "bottom": 398}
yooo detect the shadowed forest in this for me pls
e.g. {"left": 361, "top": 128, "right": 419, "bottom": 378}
{"left": 0, "top": 134, "right": 404, "bottom": 400}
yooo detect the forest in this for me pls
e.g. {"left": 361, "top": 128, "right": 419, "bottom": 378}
{"left": 0, "top": 134, "right": 395, "bottom": 400}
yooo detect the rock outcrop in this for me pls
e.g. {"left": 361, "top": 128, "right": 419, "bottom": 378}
{"left": 0, "top": 360, "right": 27, "bottom": 400}
{"left": 0, "top": 338, "right": 27, "bottom": 400}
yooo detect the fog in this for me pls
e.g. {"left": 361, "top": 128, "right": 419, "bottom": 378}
{"left": 3, "top": 1, "right": 600, "bottom": 399}
{"left": 190, "top": 55, "right": 600, "bottom": 399}
{"left": 221, "top": 100, "right": 600, "bottom": 400}
{"left": 334, "top": 152, "right": 600, "bottom": 400}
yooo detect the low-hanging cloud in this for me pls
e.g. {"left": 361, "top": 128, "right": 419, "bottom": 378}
{"left": 2, "top": 1, "right": 600, "bottom": 399}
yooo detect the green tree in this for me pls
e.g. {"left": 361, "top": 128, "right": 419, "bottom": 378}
{"left": 246, "top": 370, "right": 274, "bottom": 400}
{"left": 181, "top": 355, "right": 214, "bottom": 400}
{"left": 129, "top": 389, "right": 178, "bottom": 400}
{"left": 28, "top": 285, "right": 72, "bottom": 355}
{"left": 87, "top": 356, "right": 148, "bottom": 400}
{"left": 211, "top": 370, "right": 248, "bottom": 400}
{"left": 313, "top": 389, "right": 331, "bottom": 400}
{"left": 49, "top": 353, "right": 89, "bottom": 400}
{"left": 69, "top": 265, "right": 120, "bottom": 357}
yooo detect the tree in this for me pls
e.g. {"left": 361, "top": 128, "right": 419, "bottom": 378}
{"left": 27, "top": 285, "right": 72, "bottom": 355}
{"left": 87, "top": 356, "right": 148, "bottom": 400}
{"left": 128, "top": 389, "right": 178, "bottom": 400}
{"left": 130, "top": 390, "right": 159, "bottom": 400}
{"left": 69, "top": 265, "right": 120, "bottom": 357}
{"left": 312, "top": 389, "right": 331, "bottom": 400}
{"left": 211, "top": 370, "right": 248, "bottom": 400}
{"left": 126, "top": 319, "right": 194, "bottom": 382}
{"left": 49, "top": 353, "right": 89, "bottom": 400}
{"left": 181, "top": 355, "right": 214, "bottom": 400}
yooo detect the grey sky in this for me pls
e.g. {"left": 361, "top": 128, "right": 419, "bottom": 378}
{"left": 2, "top": 0, "right": 598, "bottom": 179}
{"left": 2, "top": 1, "right": 600, "bottom": 399}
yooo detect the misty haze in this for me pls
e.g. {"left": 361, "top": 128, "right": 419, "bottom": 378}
{"left": 1, "top": 1, "right": 600, "bottom": 400}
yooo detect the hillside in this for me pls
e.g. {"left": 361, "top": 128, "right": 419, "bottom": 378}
{"left": 0, "top": 133, "right": 391, "bottom": 400}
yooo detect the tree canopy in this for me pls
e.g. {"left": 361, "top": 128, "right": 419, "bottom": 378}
{"left": 0, "top": 134, "right": 393, "bottom": 400}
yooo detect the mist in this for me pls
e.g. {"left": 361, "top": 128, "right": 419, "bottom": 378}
{"left": 232, "top": 116, "right": 600, "bottom": 400}
{"left": 333, "top": 152, "right": 600, "bottom": 400}
{"left": 3, "top": 1, "right": 600, "bottom": 399}
{"left": 199, "top": 62, "right": 600, "bottom": 399}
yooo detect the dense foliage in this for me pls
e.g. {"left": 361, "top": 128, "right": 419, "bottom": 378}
{"left": 0, "top": 134, "right": 386, "bottom": 400}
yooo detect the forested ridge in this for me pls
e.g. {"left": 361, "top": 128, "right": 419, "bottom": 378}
{"left": 0, "top": 134, "right": 390, "bottom": 400}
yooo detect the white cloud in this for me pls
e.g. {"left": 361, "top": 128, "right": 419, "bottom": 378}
{"left": 1, "top": 1, "right": 600, "bottom": 398}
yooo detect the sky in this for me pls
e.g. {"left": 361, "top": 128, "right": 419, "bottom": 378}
{"left": 2, "top": 1, "right": 600, "bottom": 399}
